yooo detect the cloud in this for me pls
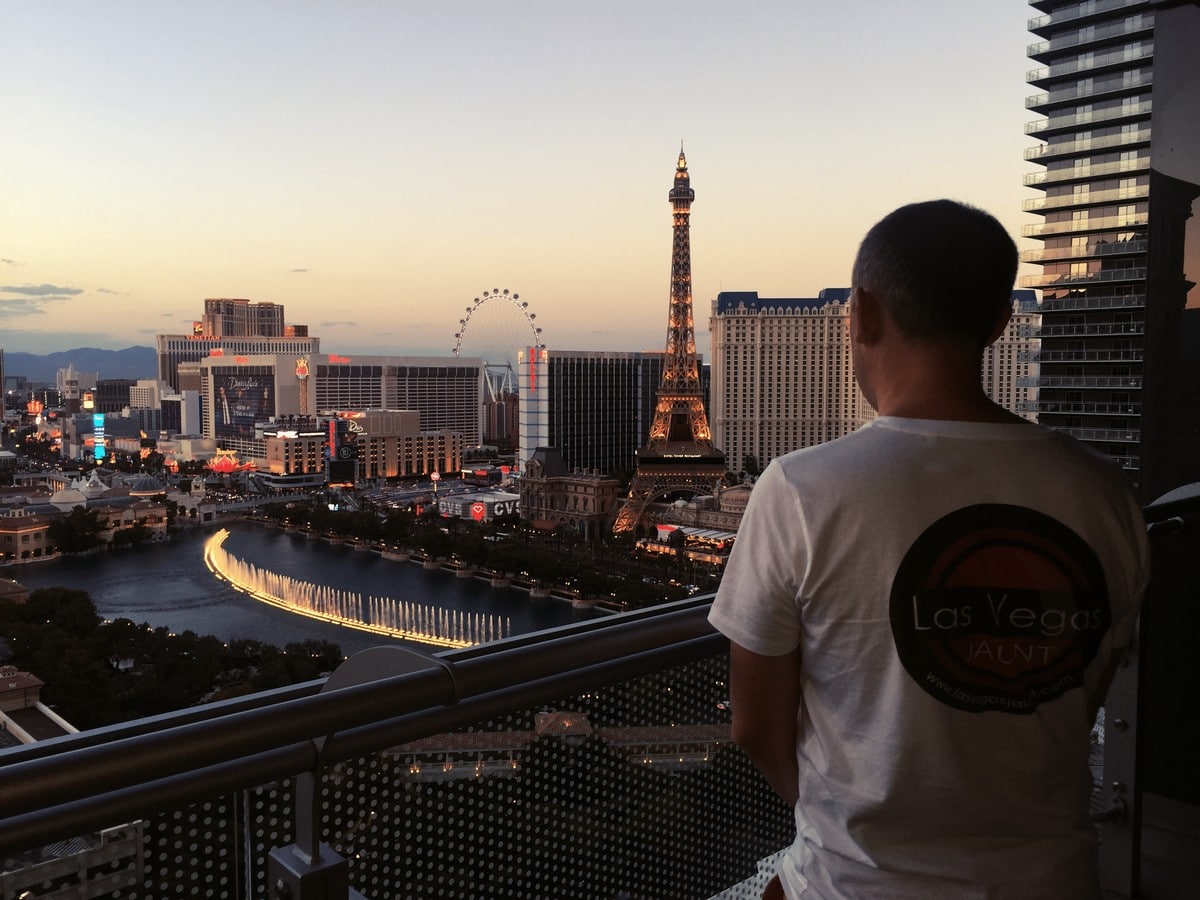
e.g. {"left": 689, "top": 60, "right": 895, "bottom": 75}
{"left": 0, "top": 259, "right": 17, "bottom": 266}
{"left": 2, "top": 282, "right": 84, "bottom": 296}
{"left": 0, "top": 298, "right": 54, "bottom": 318}
{"left": 320, "top": 320, "right": 359, "bottom": 327}
{"left": 95, "top": 287, "right": 119, "bottom": 294}
{"left": 291, "top": 267, "right": 310, "bottom": 273}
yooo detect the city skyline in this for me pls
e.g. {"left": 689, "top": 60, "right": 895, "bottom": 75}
{"left": 3, "top": 2, "right": 1033, "bottom": 358}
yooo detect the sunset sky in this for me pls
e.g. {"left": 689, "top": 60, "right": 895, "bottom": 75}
{"left": 2, "top": 1, "right": 1036, "bottom": 361}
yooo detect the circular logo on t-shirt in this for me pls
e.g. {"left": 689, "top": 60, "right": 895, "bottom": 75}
{"left": 889, "top": 504, "right": 1110, "bottom": 714}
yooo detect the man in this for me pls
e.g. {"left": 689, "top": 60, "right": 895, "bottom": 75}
{"left": 709, "top": 200, "right": 1148, "bottom": 899}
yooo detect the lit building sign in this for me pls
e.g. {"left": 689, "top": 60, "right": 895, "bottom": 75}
{"left": 296, "top": 357, "right": 310, "bottom": 415}
{"left": 93, "top": 413, "right": 106, "bottom": 461}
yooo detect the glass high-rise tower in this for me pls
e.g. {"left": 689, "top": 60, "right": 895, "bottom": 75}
{"left": 1023, "top": 0, "right": 1200, "bottom": 499}
{"left": 1022, "top": 0, "right": 1156, "bottom": 480}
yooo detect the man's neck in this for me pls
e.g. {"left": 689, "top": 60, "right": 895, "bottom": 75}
{"left": 869, "top": 349, "right": 1029, "bottom": 425}
{"left": 875, "top": 393, "right": 1027, "bottom": 424}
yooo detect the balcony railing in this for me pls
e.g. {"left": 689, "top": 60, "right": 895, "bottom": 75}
{"left": 1027, "top": 13, "right": 1155, "bottom": 62}
{"left": 0, "top": 599, "right": 793, "bottom": 899}
{"left": 1024, "top": 157, "right": 1150, "bottom": 187}
{"left": 1026, "top": 71, "right": 1153, "bottom": 111}
{"left": 1024, "top": 128, "right": 1151, "bottom": 162}
{"left": 3, "top": 491, "right": 1199, "bottom": 899}
{"left": 1025, "top": 100, "right": 1153, "bottom": 136}
{"left": 1022, "top": 184, "right": 1149, "bottom": 212}
{"left": 1022, "top": 213, "right": 1149, "bottom": 238}
{"left": 1057, "top": 426, "right": 1142, "bottom": 443}
{"left": 1027, "top": 43, "right": 1154, "bottom": 86}
{"left": 1039, "top": 322, "right": 1144, "bottom": 338}
{"left": 1024, "top": 349, "right": 1143, "bottom": 365}
{"left": 1039, "top": 293, "right": 1145, "bottom": 312}
{"left": 1020, "top": 375, "right": 1143, "bottom": 388}
{"left": 1020, "top": 267, "right": 1147, "bottom": 288}
{"left": 1028, "top": 0, "right": 1154, "bottom": 36}
{"left": 1020, "top": 239, "right": 1148, "bottom": 262}
{"left": 1019, "top": 400, "right": 1142, "bottom": 416}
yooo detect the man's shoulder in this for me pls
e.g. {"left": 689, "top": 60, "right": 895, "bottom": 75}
{"left": 773, "top": 423, "right": 882, "bottom": 464}
{"left": 767, "top": 418, "right": 1130, "bottom": 489}
{"left": 769, "top": 421, "right": 905, "bottom": 474}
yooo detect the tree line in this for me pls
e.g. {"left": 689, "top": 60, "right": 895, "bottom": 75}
{"left": 257, "top": 499, "right": 699, "bottom": 609}
{"left": 0, "top": 587, "right": 343, "bottom": 730}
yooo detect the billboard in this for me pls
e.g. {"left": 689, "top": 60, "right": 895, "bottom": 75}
{"left": 325, "top": 416, "right": 359, "bottom": 486}
{"left": 439, "top": 492, "right": 520, "bottom": 521}
{"left": 213, "top": 369, "right": 275, "bottom": 440}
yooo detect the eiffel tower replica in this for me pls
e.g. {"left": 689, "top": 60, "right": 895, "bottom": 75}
{"left": 613, "top": 147, "right": 726, "bottom": 534}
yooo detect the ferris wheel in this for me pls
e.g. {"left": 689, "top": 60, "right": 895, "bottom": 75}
{"left": 452, "top": 288, "right": 544, "bottom": 398}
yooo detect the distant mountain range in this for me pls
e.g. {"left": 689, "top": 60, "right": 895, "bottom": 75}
{"left": 3, "top": 347, "right": 157, "bottom": 385}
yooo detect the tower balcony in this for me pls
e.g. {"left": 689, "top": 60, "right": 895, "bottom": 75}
{"left": 1039, "top": 292, "right": 1146, "bottom": 312}
{"left": 1027, "top": 11, "right": 1155, "bottom": 61}
{"left": 1021, "top": 398, "right": 1142, "bottom": 416}
{"left": 1026, "top": 69, "right": 1153, "bottom": 111}
{"left": 1025, "top": 100, "right": 1153, "bottom": 136}
{"left": 1100, "top": 451, "right": 1141, "bottom": 470}
{"left": 1022, "top": 212, "right": 1149, "bottom": 238}
{"left": 1027, "top": 41, "right": 1154, "bottom": 87}
{"left": 1020, "top": 239, "right": 1147, "bottom": 262}
{"left": 1020, "top": 374, "right": 1143, "bottom": 389}
{"left": 1025, "top": 128, "right": 1152, "bottom": 162}
{"left": 1038, "top": 321, "right": 1144, "bottom": 338}
{"left": 4, "top": 505, "right": 1200, "bottom": 898}
{"left": 1025, "top": 348, "right": 1143, "bottom": 364}
{"left": 1027, "top": 0, "right": 1154, "bottom": 38}
{"left": 1022, "top": 184, "right": 1149, "bottom": 212}
{"left": 1024, "top": 157, "right": 1149, "bottom": 187}
{"left": 1054, "top": 426, "right": 1142, "bottom": 443}
{"left": 1019, "top": 266, "right": 1147, "bottom": 289}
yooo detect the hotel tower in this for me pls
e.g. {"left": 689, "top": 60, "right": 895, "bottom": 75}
{"left": 1023, "top": 0, "right": 1200, "bottom": 498}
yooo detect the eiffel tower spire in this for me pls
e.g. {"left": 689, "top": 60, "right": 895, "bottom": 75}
{"left": 613, "top": 147, "right": 725, "bottom": 534}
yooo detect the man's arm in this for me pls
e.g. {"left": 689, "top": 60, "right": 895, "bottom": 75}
{"left": 729, "top": 640, "right": 802, "bottom": 807}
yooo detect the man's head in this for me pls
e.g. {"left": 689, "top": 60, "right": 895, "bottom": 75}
{"left": 851, "top": 200, "right": 1018, "bottom": 348}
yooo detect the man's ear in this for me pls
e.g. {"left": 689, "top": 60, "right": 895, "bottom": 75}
{"left": 852, "top": 288, "right": 884, "bottom": 345}
{"left": 982, "top": 303, "right": 1013, "bottom": 348}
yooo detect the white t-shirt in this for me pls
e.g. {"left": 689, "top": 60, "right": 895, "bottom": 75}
{"left": 709, "top": 417, "right": 1149, "bottom": 900}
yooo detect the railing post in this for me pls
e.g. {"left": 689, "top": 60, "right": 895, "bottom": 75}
{"left": 266, "top": 646, "right": 454, "bottom": 900}
{"left": 1097, "top": 494, "right": 1196, "bottom": 896}
{"left": 1097, "top": 637, "right": 1141, "bottom": 897}
{"left": 267, "top": 805, "right": 358, "bottom": 900}
{"left": 267, "top": 764, "right": 363, "bottom": 900}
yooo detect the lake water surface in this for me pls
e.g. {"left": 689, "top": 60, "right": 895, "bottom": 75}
{"left": 13, "top": 524, "right": 599, "bottom": 655}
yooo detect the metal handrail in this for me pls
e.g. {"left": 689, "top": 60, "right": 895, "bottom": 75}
{"left": 0, "top": 597, "right": 722, "bottom": 857}
{"left": 3, "top": 494, "right": 1196, "bottom": 870}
